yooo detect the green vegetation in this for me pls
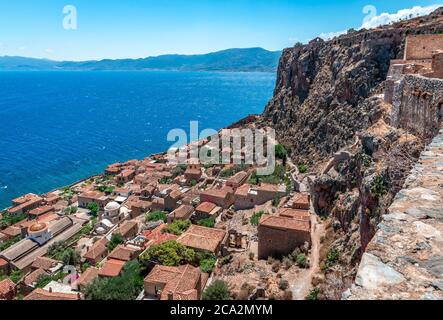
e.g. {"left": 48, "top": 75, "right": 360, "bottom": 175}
{"left": 219, "top": 164, "right": 249, "bottom": 178}
{"left": 306, "top": 288, "right": 320, "bottom": 300}
{"left": 64, "top": 206, "right": 78, "bottom": 215}
{"left": 360, "top": 153, "right": 372, "bottom": 168}
{"left": 84, "top": 261, "right": 144, "bottom": 300}
{"left": 272, "top": 196, "right": 281, "bottom": 207}
{"left": 47, "top": 241, "right": 80, "bottom": 265}
{"left": 198, "top": 252, "right": 217, "bottom": 273}
{"left": 197, "top": 217, "right": 216, "bottom": 228}
{"left": 172, "top": 165, "right": 187, "bottom": 178}
{"left": 0, "top": 235, "right": 21, "bottom": 252}
{"left": 190, "top": 179, "right": 198, "bottom": 187}
{"left": 202, "top": 280, "right": 230, "bottom": 300}
{"left": 295, "top": 253, "right": 307, "bottom": 268}
{"left": 323, "top": 248, "right": 341, "bottom": 271}
{"left": 9, "top": 269, "right": 23, "bottom": 284}
{"left": 159, "top": 177, "right": 172, "bottom": 184}
{"left": 108, "top": 234, "right": 124, "bottom": 252}
{"left": 249, "top": 164, "right": 286, "bottom": 185}
{"left": 162, "top": 219, "right": 191, "bottom": 236}
{"left": 35, "top": 272, "right": 65, "bottom": 288}
{"left": 87, "top": 202, "right": 99, "bottom": 217}
{"left": 250, "top": 210, "right": 267, "bottom": 226}
{"left": 298, "top": 164, "right": 308, "bottom": 174}
{"left": 61, "top": 187, "right": 75, "bottom": 201}
{"left": 96, "top": 185, "right": 114, "bottom": 194}
{"left": 0, "top": 212, "right": 27, "bottom": 229}
{"left": 275, "top": 144, "right": 287, "bottom": 160}
{"left": 371, "top": 175, "right": 388, "bottom": 198}
{"left": 139, "top": 241, "right": 195, "bottom": 266}
{"left": 146, "top": 211, "right": 168, "bottom": 223}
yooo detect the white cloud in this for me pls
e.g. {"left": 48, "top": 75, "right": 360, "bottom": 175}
{"left": 319, "top": 4, "right": 442, "bottom": 41}
{"left": 319, "top": 30, "right": 347, "bottom": 40}
{"left": 45, "top": 48, "right": 54, "bottom": 54}
{"left": 361, "top": 4, "right": 442, "bottom": 29}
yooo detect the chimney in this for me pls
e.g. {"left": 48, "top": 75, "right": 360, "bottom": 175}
{"left": 49, "top": 287, "right": 53, "bottom": 293}
{"left": 167, "top": 291, "right": 174, "bottom": 300}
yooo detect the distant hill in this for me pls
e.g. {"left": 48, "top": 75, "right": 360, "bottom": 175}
{"left": 0, "top": 48, "right": 281, "bottom": 72}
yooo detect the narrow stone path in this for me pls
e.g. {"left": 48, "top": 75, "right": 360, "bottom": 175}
{"left": 291, "top": 214, "right": 325, "bottom": 300}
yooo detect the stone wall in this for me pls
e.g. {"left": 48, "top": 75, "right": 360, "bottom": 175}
{"left": 391, "top": 75, "right": 443, "bottom": 140}
{"left": 257, "top": 225, "right": 310, "bottom": 259}
{"left": 347, "top": 131, "right": 443, "bottom": 300}
{"left": 405, "top": 34, "right": 443, "bottom": 60}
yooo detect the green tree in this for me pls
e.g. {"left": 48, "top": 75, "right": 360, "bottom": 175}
{"left": 146, "top": 211, "right": 168, "bottom": 223}
{"left": 60, "top": 248, "right": 81, "bottom": 266}
{"left": 199, "top": 255, "right": 217, "bottom": 273}
{"left": 306, "top": 288, "right": 320, "bottom": 300}
{"left": 108, "top": 234, "right": 124, "bottom": 252}
{"left": 162, "top": 219, "right": 191, "bottom": 236}
{"left": 250, "top": 211, "right": 266, "bottom": 226}
{"left": 295, "top": 253, "right": 307, "bottom": 268}
{"left": 87, "top": 202, "right": 99, "bottom": 217}
{"left": 197, "top": 217, "right": 215, "bottom": 228}
{"left": 275, "top": 144, "right": 287, "bottom": 160}
{"left": 202, "top": 280, "right": 230, "bottom": 300}
{"left": 84, "top": 261, "right": 144, "bottom": 300}
{"left": 139, "top": 240, "right": 195, "bottom": 266}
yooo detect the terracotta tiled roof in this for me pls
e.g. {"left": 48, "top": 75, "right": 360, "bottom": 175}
{"left": 98, "top": 259, "right": 125, "bottom": 277}
{"left": 24, "top": 288, "right": 79, "bottom": 300}
{"left": 292, "top": 193, "right": 310, "bottom": 204}
{"left": 177, "top": 225, "right": 227, "bottom": 253}
{"left": 195, "top": 202, "right": 217, "bottom": 214}
{"left": 144, "top": 264, "right": 201, "bottom": 300}
{"left": 83, "top": 238, "right": 108, "bottom": 261}
{"left": 260, "top": 215, "right": 310, "bottom": 232}
{"left": 28, "top": 205, "right": 54, "bottom": 217}
{"left": 73, "top": 267, "right": 99, "bottom": 288}
{"left": 23, "top": 268, "right": 48, "bottom": 287}
{"left": 170, "top": 205, "right": 194, "bottom": 220}
{"left": 108, "top": 245, "right": 138, "bottom": 262}
{"left": 227, "top": 171, "right": 249, "bottom": 184}
{"left": 0, "top": 278, "right": 16, "bottom": 296}
{"left": 0, "top": 258, "right": 8, "bottom": 267}
{"left": 201, "top": 187, "right": 233, "bottom": 199}
{"left": 277, "top": 208, "right": 311, "bottom": 221}
{"left": 116, "top": 220, "right": 138, "bottom": 237}
{"left": 143, "top": 224, "right": 178, "bottom": 248}
{"left": 31, "top": 256, "right": 59, "bottom": 271}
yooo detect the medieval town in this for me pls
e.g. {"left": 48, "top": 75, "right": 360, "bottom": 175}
{"left": 1, "top": 31, "right": 443, "bottom": 301}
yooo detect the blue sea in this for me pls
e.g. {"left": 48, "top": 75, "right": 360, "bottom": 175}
{"left": 0, "top": 71, "right": 275, "bottom": 209}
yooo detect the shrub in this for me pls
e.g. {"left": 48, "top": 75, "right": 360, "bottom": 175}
{"left": 162, "top": 220, "right": 191, "bottom": 236}
{"left": 326, "top": 248, "right": 340, "bottom": 268}
{"left": 202, "top": 280, "right": 230, "bottom": 300}
{"left": 9, "top": 269, "right": 23, "bottom": 284}
{"left": 197, "top": 217, "right": 215, "bottom": 228}
{"left": 200, "top": 256, "right": 217, "bottom": 273}
{"left": 282, "top": 257, "right": 293, "bottom": 270}
{"left": 108, "top": 234, "right": 124, "bottom": 252}
{"left": 272, "top": 196, "right": 281, "bottom": 207}
{"left": 298, "top": 164, "right": 308, "bottom": 174}
{"left": 64, "top": 206, "right": 78, "bottom": 215}
{"left": 275, "top": 144, "right": 287, "bottom": 160}
{"left": 60, "top": 248, "right": 81, "bottom": 266}
{"left": 249, "top": 252, "right": 255, "bottom": 260}
{"left": 371, "top": 175, "right": 388, "bottom": 198}
{"left": 250, "top": 211, "right": 266, "bottom": 226}
{"left": 139, "top": 240, "right": 195, "bottom": 266}
{"left": 146, "top": 211, "right": 167, "bottom": 223}
{"left": 296, "top": 253, "right": 307, "bottom": 268}
{"left": 84, "top": 261, "right": 144, "bottom": 300}
{"left": 306, "top": 288, "right": 320, "bottom": 300}
{"left": 159, "top": 177, "right": 172, "bottom": 184}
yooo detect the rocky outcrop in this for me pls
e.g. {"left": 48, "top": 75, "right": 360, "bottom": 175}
{"left": 264, "top": 8, "right": 443, "bottom": 166}
{"left": 347, "top": 131, "right": 443, "bottom": 300}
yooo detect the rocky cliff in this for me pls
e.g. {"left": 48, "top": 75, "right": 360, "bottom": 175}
{"left": 263, "top": 8, "right": 443, "bottom": 299}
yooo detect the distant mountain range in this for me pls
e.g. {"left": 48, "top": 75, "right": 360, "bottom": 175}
{"left": 0, "top": 48, "right": 281, "bottom": 72}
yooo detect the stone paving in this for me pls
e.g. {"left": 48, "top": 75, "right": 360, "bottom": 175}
{"left": 347, "top": 131, "right": 443, "bottom": 300}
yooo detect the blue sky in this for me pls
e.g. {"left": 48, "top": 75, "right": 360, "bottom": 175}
{"left": 0, "top": 0, "right": 441, "bottom": 61}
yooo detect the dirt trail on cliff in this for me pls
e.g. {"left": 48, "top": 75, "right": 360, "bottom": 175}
{"left": 291, "top": 214, "right": 325, "bottom": 300}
